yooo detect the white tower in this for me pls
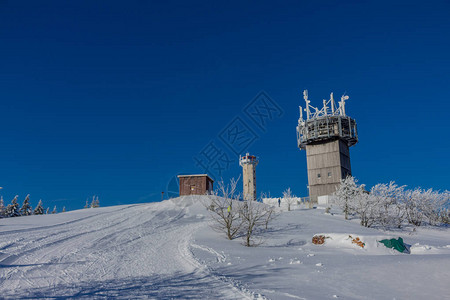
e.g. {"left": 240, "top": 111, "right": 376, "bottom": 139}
{"left": 239, "top": 153, "right": 259, "bottom": 201}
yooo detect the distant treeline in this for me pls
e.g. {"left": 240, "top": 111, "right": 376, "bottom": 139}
{"left": 0, "top": 195, "right": 100, "bottom": 219}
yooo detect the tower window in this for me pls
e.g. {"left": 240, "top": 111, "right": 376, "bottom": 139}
{"left": 328, "top": 172, "right": 332, "bottom": 178}
{"left": 317, "top": 173, "right": 321, "bottom": 178}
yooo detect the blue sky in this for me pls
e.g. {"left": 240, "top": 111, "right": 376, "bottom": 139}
{"left": 0, "top": 1, "right": 449, "bottom": 211}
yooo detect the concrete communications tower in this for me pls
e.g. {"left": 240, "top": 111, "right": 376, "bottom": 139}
{"left": 297, "top": 90, "right": 358, "bottom": 202}
{"left": 239, "top": 153, "right": 259, "bottom": 201}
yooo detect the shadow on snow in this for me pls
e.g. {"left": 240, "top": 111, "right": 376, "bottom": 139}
{"left": 3, "top": 272, "right": 240, "bottom": 299}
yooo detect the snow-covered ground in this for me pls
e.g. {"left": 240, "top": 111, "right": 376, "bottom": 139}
{"left": 1, "top": 196, "right": 449, "bottom": 299}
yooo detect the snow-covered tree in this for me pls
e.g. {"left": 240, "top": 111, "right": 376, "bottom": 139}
{"left": 335, "top": 177, "right": 383, "bottom": 227}
{"left": 62, "top": 206, "right": 66, "bottom": 212}
{"left": 282, "top": 188, "right": 295, "bottom": 211}
{"left": 336, "top": 178, "right": 405, "bottom": 229}
{"left": 34, "top": 199, "right": 44, "bottom": 215}
{"left": 336, "top": 177, "right": 449, "bottom": 229}
{"left": 441, "top": 204, "right": 450, "bottom": 225}
{"left": 52, "top": 206, "right": 57, "bottom": 214}
{"left": 0, "top": 196, "right": 5, "bottom": 218}
{"left": 84, "top": 199, "right": 89, "bottom": 209}
{"left": 424, "top": 189, "right": 449, "bottom": 226}
{"left": 370, "top": 182, "right": 405, "bottom": 229}
{"left": 440, "top": 191, "right": 450, "bottom": 224}
{"left": 46, "top": 207, "right": 50, "bottom": 214}
{"left": 404, "top": 188, "right": 450, "bottom": 226}
{"left": 20, "top": 194, "right": 32, "bottom": 216}
{"left": 6, "top": 196, "right": 20, "bottom": 217}
{"left": 403, "top": 187, "right": 426, "bottom": 226}
{"left": 354, "top": 181, "right": 406, "bottom": 229}
{"left": 348, "top": 187, "right": 375, "bottom": 227}
{"left": 335, "top": 176, "right": 360, "bottom": 220}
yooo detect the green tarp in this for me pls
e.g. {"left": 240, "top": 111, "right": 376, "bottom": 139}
{"left": 379, "top": 237, "right": 407, "bottom": 253}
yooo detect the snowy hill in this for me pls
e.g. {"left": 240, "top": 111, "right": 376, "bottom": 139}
{"left": 1, "top": 196, "right": 449, "bottom": 299}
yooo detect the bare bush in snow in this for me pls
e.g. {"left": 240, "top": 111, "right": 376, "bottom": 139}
{"left": 206, "top": 178, "right": 276, "bottom": 246}
{"left": 263, "top": 203, "right": 276, "bottom": 229}
{"left": 206, "top": 178, "right": 244, "bottom": 240}
{"left": 239, "top": 199, "right": 276, "bottom": 247}
{"left": 258, "top": 192, "right": 277, "bottom": 229}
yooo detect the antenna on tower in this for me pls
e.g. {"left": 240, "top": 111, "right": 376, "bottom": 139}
{"left": 296, "top": 89, "right": 358, "bottom": 204}
{"left": 330, "top": 92, "right": 335, "bottom": 114}
{"left": 296, "top": 90, "right": 357, "bottom": 149}
{"left": 339, "top": 94, "right": 349, "bottom": 116}
{"left": 303, "top": 90, "right": 310, "bottom": 120}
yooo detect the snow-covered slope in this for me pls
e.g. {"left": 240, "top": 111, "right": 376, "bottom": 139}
{"left": 1, "top": 196, "right": 449, "bottom": 299}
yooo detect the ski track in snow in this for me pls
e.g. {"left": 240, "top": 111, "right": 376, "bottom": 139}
{"left": 0, "top": 200, "right": 253, "bottom": 299}
{"left": 191, "top": 243, "right": 227, "bottom": 263}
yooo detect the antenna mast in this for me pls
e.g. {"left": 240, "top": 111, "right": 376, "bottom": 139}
{"left": 303, "top": 90, "right": 310, "bottom": 120}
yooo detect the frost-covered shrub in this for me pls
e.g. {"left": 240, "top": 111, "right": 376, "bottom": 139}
{"left": 352, "top": 192, "right": 377, "bottom": 228}
{"left": 370, "top": 182, "right": 406, "bottom": 229}
{"left": 282, "top": 188, "right": 295, "bottom": 211}
{"left": 420, "top": 189, "right": 449, "bottom": 226}
{"left": 403, "top": 188, "right": 449, "bottom": 226}
{"left": 336, "top": 178, "right": 449, "bottom": 229}
{"left": 404, "top": 188, "right": 427, "bottom": 226}
{"left": 440, "top": 208, "right": 449, "bottom": 225}
{"left": 335, "top": 176, "right": 360, "bottom": 220}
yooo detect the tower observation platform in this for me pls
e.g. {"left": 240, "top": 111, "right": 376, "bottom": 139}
{"left": 296, "top": 90, "right": 358, "bottom": 202}
{"left": 239, "top": 153, "right": 259, "bottom": 201}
